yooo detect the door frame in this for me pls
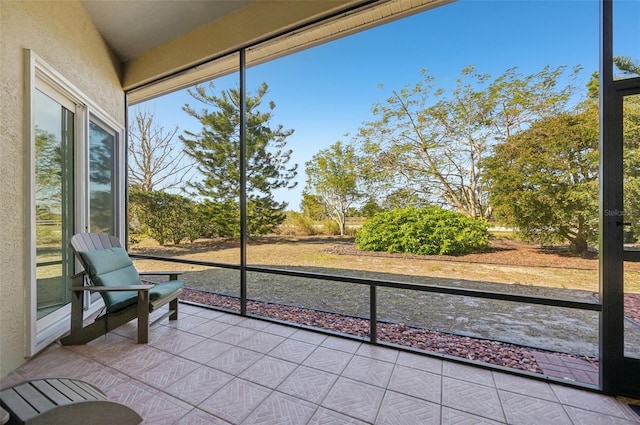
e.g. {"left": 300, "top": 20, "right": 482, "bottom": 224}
{"left": 24, "top": 49, "right": 125, "bottom": 356}
{"left": 599, "top": 0, "right": 640, "bottom": 396}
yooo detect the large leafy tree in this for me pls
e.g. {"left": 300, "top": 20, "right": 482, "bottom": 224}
{"left": 305, "top": 141, "right": 365, "bottom": 235}
{"left": 485, "top": 103, "right": 600, "bottom": 253}
{"left": 181, "top": 82, "right": 297, "bottom": 236}
{"left": 486, "top": 91, "right": 640, "bottom": 254}
{"left": 300, "top": 193, "right": 325, "bottom": 221}
{"left": 357, "top": 65, "right": 580, "bottom": 218}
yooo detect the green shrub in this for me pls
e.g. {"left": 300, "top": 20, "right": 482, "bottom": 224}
{"left": 276, "top": 212, "right": 317, "bottom": 236}
{"left": 129, "top": 188, "right": 205, "bottom": 246}
{"left": 355, "top": 206, "right": 489, "bottom": 255}
{"left": 321, "top": 219, "right": 341, "bottom": 236}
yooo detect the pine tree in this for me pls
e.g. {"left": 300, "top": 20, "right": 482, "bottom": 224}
{"left": 181, "top": 82, "right": 297, "bottom": 236}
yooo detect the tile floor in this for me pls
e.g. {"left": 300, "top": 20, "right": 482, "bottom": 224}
{"left": 1, "top": 303, "right": 639, "bottom": 425}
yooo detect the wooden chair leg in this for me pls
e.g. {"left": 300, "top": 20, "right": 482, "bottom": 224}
{"left": 69, "top": 291, "right": 85, "bottom": 334}
{"left": 137, "top": 291, "right": 150, "bottom": 344}
{"left": 169, "top": 297, "right": 178, "bottom": 320}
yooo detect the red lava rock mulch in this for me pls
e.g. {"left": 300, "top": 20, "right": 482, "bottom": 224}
{"left": 626, "top": 293, "right": 640, "bottom": 324}
{"left": 592, "top": 292, "right": 640, "bottom": 324}
{"left": 180, "top": 288, "right": 543, "bottom": 373}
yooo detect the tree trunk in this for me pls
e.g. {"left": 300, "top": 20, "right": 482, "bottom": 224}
{"left": 570, "top": 234, "right": 589, "bottom": 254}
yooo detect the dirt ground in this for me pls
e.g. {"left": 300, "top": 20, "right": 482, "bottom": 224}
{"left": 131, "top": 236, "right": 640, "bottom": 357}
{"left": 326, "top": 238, "right": 640, "bottom": 322}
{"left": 133, "top": 234, "right": 640, "bottom": 292}
{"left": 333, "top": 237, "right": 598, "bottom": 266}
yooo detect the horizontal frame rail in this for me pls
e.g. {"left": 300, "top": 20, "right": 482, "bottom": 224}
{"left": 36, "top": 260, "right": 63, "bottom": 267}
{"left": 130, "top": 253, "right": 601, "bottom": 312}
{"left": 130, "top": 254, "right": 241, "bottom": 271}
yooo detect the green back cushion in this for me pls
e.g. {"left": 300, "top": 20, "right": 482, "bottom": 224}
{"left": 78, "top": 247, "right": 141, "bottom": 312}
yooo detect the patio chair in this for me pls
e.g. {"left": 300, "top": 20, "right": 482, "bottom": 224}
{"left": 60, "top": 233, "right": 184, "bottom": 345}
{"left": 0, "top": 378, "right": 142, "bottom": 424}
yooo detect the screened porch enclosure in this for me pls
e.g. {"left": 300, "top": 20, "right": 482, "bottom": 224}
{"left": 121, "top": 0, "right": 640, "bottom": 397}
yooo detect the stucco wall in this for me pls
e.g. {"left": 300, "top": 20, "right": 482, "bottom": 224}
{"left": 0, "top": 0, "right": 123, "bottom": 377}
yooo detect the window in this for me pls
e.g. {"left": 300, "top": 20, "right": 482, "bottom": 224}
{"left": 89, "top": 117, "right": 119, "bottom": 234}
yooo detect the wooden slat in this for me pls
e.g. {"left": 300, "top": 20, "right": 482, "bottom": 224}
{"left": 70, "top": 233, "right": 120, "bottom": 255}
{"left": 61, "top": 379, "right": 105, "bottom": 401}
{"left": 87, "top": 233, "right": 100, "bottom": 249}
{"left": 0, "top": 388, "right": 39, "bottom": 421}
{"left": 70, "top": 235, "right": 87, "bottom": 252}
{"left": 150, "top": 288, "right": 182, "bottom": 311}
{"left": 96, "top": 233, "right": 109, "bottom": 249}
{"left": 13, "top": 383, "right": 55, "bottom": 413}
{"left": 31, "top": 380, "right": 71, "bottom": 405}
{"left": 80, "top": 233, "right": 94, "bottom": 250}
{"left": 150, "top": 309, "right": 174, "bottom": 326}
{"left": 46, "top": 380, "right": 86, "bottom": 403}
{"left": 78, "top": 382, "right": 106, "bottom": 401}
{"left": 30, "top": 400, "right": 142, "bottom": 425}
{"left": 97, "top": 233, "right": 119, "bottom": 249}
{"left": 1, "top": 379, "right": 142, "bottom": 425}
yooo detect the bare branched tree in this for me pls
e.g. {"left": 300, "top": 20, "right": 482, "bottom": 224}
{"left": 128, "top": 109, "right": 193, "bottom": 191}
{"left": 357, "top": 65, "right": 580, "bottom": 219}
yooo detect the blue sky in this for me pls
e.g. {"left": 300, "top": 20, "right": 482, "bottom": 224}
{"left": 133, "top": 0, "right": 639, "bottom": 211}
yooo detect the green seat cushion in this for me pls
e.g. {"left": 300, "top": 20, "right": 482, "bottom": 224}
{"left": 78, "top": 247, "right": 184, "bottom": 313}
{"left": 150, "top": 279, "right": 184, "bottom": 300}
{"left": 104, "top": 280, "right": 184, "bottom": 313}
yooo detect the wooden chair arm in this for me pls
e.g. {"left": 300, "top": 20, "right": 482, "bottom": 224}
{"left": 69, "top": 285, "right": 154, "bottom": 292}
{"left": 139, "top": 271, "right": 183, "bottom": 280}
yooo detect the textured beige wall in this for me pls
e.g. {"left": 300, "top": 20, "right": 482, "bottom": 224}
{"left": 0, "top": 0, "right": 123, "bottom": 377}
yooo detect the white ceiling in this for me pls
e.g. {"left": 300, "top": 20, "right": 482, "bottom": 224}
{"left": 80, "top": 0, "right": 254, "bottom": 62}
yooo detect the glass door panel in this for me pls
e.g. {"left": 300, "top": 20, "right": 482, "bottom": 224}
{"left": 89, "top": 120, "right": 117, "bottom": 234}
{"left": 34, "top": 89, "right": 74, "bottom": 320}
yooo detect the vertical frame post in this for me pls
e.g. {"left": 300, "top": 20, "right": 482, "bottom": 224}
{"left": 599, "top": 0, "right": 625, "bottom": 394}
{"left": 370, "top": 285, "right": 377, "bottom": 343}
{"left": 240, "top": 49, "right": 248, "bottom": 316}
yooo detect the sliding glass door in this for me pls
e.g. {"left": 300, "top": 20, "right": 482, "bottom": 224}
{"left": 34, "top": 88, "right": 75, "bottom": 320}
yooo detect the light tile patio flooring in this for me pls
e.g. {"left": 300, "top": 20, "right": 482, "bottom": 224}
{"left": 2, "top": 303, "right": 639, "bottom": 425}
